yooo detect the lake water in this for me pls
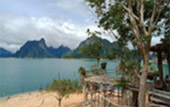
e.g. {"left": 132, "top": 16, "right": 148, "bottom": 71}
{"left": 0, "top": 58, "right": 169, "bottom": 98}
{"left": 0, "top": 58, "right": 119, "bottom": 98}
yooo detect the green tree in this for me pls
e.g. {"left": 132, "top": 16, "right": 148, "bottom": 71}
{"left": 85, "top": 0, "right": 169, "bottom": 106}
{"left": 81, "top": 39, "right": 103, "bottom": 66}
{"left": 78, "top": 67, "right": 89, "bottom": 83}
{"left": 46, "top": 79, "right": 82, "bottom": 107}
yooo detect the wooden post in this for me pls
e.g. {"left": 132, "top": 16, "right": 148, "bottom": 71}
{"left": 129, "top": 90, "right": 132, "bottom": 106}
{"left": 94, "top": 87, "right": 96, "bottom": 107}
{"left": 84, "top": 82, "right": 88, "bottom": 102}
{"left": 94, "top": 83, "right": 97, "bottom": 107}
{"left": 103, "top": 84, "right": 107, "bottom": 107}
{"left": 98, "top": 88, "right": 101, "bottom": 107}
{"left": 166, "top": 51, "right": 170, "bottom": 90}
{"left": 118, "top": 88, "right": 120, "bottom": 104}
{"left": 98, "top": 91, "right": 100, "bottom": 106}
{"left": 158, "top": 51, "right": 164, "bottom": 88}
{"left": 167, "top": 51, "right": 170, "bottom": 76}
{"left": 122, "top": 88, "right": 126, "bottom": 105}
{"left": 90, "top": 83, "right": 93, "bottom": 107}
{"left": 112, "top": 87, "right": 115, "bottom": 104}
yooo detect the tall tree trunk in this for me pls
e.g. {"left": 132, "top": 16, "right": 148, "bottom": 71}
{"left": 138, "top": 53, "right": 149, "bottom": 107}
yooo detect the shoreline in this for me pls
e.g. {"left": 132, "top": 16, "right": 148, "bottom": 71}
{"left": 0, "top": 90, "right": 38, "bottom": 101}
{"left": 0, "top": 57, "right": 115, "bottom": 61}
{"left": 0, "top": 90, "right": 84, "bottom": 107}
{"left": 0, "top": 58, "right": 168, "bottom": 66}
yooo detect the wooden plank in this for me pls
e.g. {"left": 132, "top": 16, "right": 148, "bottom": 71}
{"left": 126, "top": 86, "right": 139, "bottom": 92}
{"left": 150, "top": 96, "right": 170, "bottom": 105}
{"left": 149, "top": 103, "right": 169, "bottom": 107}
{"left": 148, "top": 91, "right": 170, "bottom": 100}
{"left": 126, "top": 86, "right": 170, "bottom": 99}
{"left": 153, "top": 89, "right": 170, "bottom": 96}
{"left": 100, "top": 95, "right": 128, "bottom": 107}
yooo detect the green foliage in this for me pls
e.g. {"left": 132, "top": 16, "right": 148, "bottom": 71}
{"left": 62, "top": 48, "right": 90, "bottom": 58}
{"left": 78, "top": 67, "right": 89, "bottom": 78}
{"left": 63, "top": 36, "right": 120, "bottom": 59}
{"left": 161, "top": 19, "right": 170, "bottom": 43}
{"left": 107, "top": 45, "right": 127, "bottom": 60}
{"left": 78, "top": 66, "right": 90, "bottom": 84}
{"left": 81, "top": 40, "right": 102, "bottom": 57}
{"left": 91, "top": 65, "right": 106, "bottom": 75}
{"left": 78, "top": 65, "right": 106, "bottom": 78}
{"left": 86, "top": 29, "right": 102, "bottom": 37}
{"left": 46, "top": 79, "right": 82, "bottom": 107}
{"left": 78, "top": 65, "right": 106, "bottom": 85}
{"left": 115, "top": 78, "right": 130, "bottom": 89}
{"left": 101, "top": 62, "right": 107, "bottom": 70}
{"left": 116, "top": 49, "right": 141, "bottom": 87}
{"left": 149, "top": 65, "right": 159, "bottom": 74}
{"left": 85, "top": 1, "right": 169, "bottom": 105}
{"left": 85, "top": 0, "right": 170, "bottom": 48}
{"left": 46, "top": 79, "right": 82, "bottom": 100}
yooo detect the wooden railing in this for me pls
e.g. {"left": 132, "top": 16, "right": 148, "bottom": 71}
{"left": 127, "top": 85, "right": 170, "bottom": 107}
{"left": 100, "top": 95, "right": 128, "bottom": 107}
{"left": 148, "top": 89, "right": 170, "bottom": 107}
{"left": 83, "top": 89, "right": 126, "bottom": 107}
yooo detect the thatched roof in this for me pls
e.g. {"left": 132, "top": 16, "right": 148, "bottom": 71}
{"left": 84, "top": 75, "right": 116, "bottom": 86}
{"left": 150, "top": 42, "right": 170, "bottom": 52}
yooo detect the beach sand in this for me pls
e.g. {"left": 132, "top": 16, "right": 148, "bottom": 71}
{"left": 0, "top": 91, "right": 84, "bottom": 107}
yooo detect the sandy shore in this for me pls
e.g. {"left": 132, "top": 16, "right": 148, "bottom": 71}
{"left": 0, "top": 91, "right": 84, "bottom": 107}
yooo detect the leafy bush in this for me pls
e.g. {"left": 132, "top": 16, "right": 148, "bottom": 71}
{"left": 46, "top": 79, "right": 82, "bottom": 107}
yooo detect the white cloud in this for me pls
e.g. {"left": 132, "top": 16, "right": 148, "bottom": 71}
{"left": 47, "top": 0, "right": 84, "bottom": 12}
{"left": 0, "top": 14, "right": 100, "bottom": 53}
{"left": 151, "top": 36, "right": 163, "bottom": 46}
{"left": 0, "top": 13, "right": 163, "bottom": 53}
{"left": 46, "top": 0, "right": 93, "bottom": 21}
{"left": 0, "top": 0, "right": 163, "bottom": 53}
{"left": 48, "top": 0, "right": 81, "bottom": 10}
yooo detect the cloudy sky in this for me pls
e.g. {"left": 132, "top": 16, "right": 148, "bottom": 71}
{"left": 0, "top": 0, "right": 162, "bottom": 53}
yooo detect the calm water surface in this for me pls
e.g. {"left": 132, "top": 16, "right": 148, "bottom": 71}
{"left": 0, "top": 58, "right": 118, "bottom": 98}
{"left": 0, "top": 58, "right": 168, "bottom": 98}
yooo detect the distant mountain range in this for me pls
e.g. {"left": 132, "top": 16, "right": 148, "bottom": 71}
{"left": 0, "top": 48, "right": 13, "bottom": 57}
{"left": 48, "top": 45, "right": 70, "bottom": 58}
{"left": 63, "top": 36, "right": 119, "bottom": 58}
{"left": 0, "top": 37, "right": 127, "bottom": 58}
{"left": 0, "top": 37, "right": 154, "bottom": 59}
{"left": 14, "top": 38, "right": 70, "bottom": 58}
{"left": 0, "top": 38, "right": 70, "bottom": 58}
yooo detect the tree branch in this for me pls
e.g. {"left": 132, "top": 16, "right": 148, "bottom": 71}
{"left": 138, "top": 0, "right": 148, "bottom": 35}
{"left": 153, "top": 1, "right": 166, "bottom": 27}
{"left": 48, "top": 92, "right": 59, "bottom": 100}
{"left": 134, "top": 69, "right": 141, "bottom": 79}
{"left": 116, "top": 0, "right": 139, "bottom": 21}
{"left": 148, "top": 1, "right": 158, "bottom": 34}
{"left": 109, "top": 29, "right": 119, "bottom": 39}
{"left": 127, "top": 0, "right": 145, "bottom": 55}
